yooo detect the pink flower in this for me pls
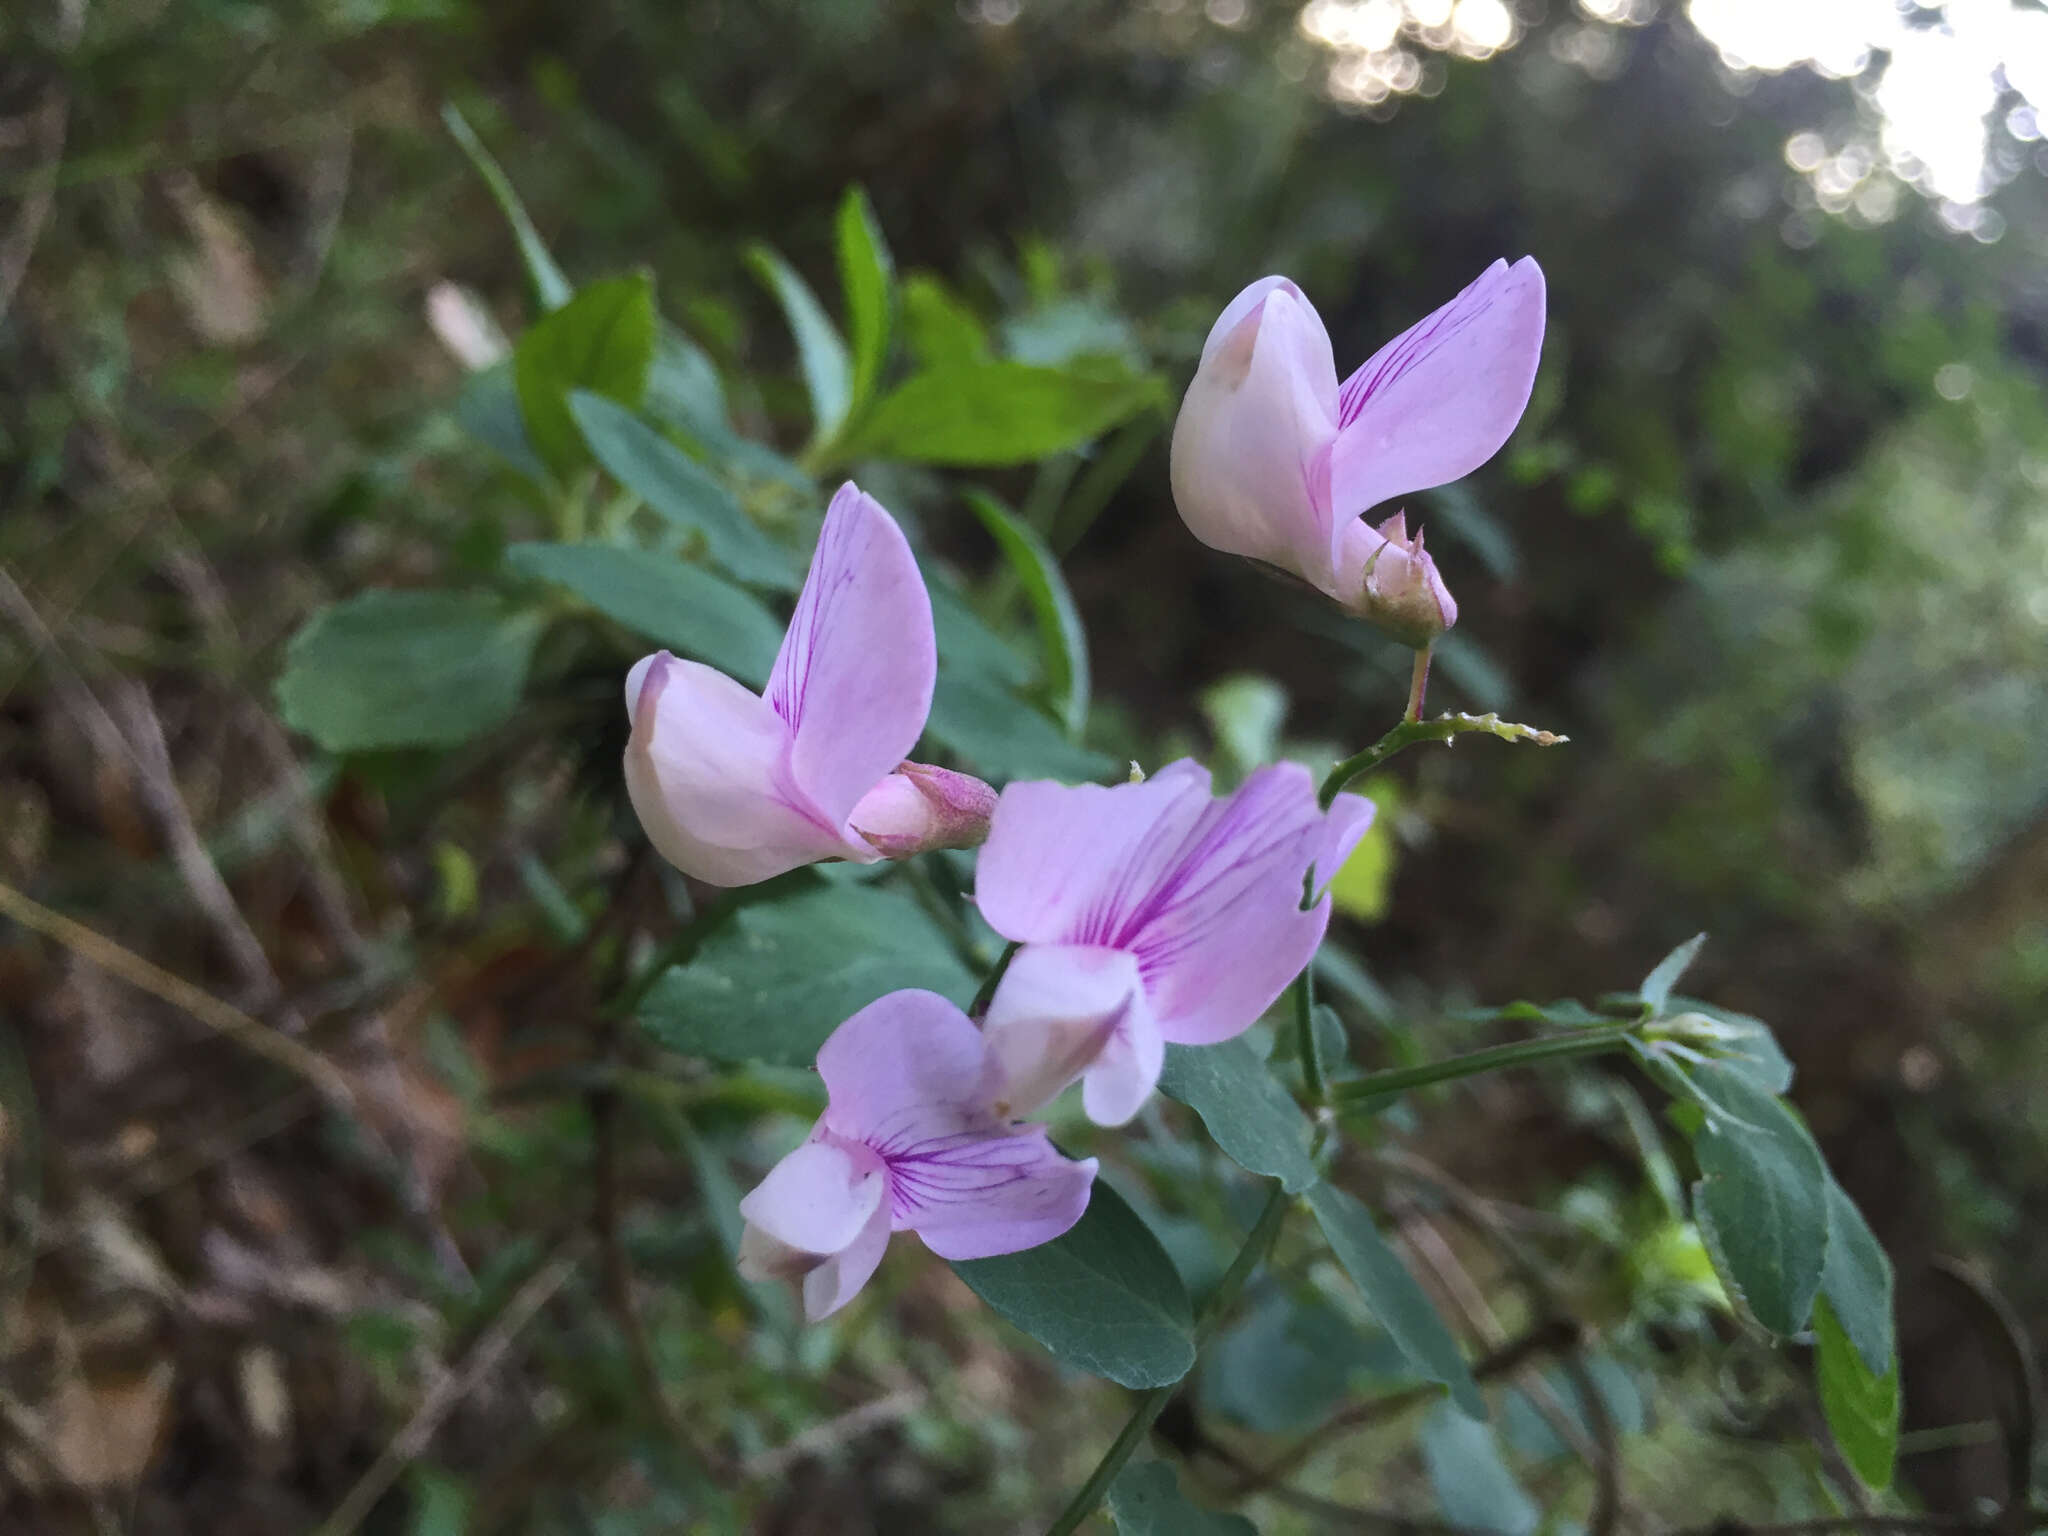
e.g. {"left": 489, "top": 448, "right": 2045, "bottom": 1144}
{"left": 1169, "top": 259, "right": 1545, "bottom": 646}
{"left": 736, "top": 990, "right": 1098, "bottom": 1321}
{"left": 974, "top": 761, "right": 1374, "bottom": 1125}
{"left": 624, "top": 482, "right": 990, "bottom": 886}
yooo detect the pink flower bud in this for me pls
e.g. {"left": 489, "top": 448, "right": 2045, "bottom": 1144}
{"left": 1345, "top": 511, "right": 1458, "bottom": 647}
{"left": 849, "top": 761, "right": 998, "bottom": 858}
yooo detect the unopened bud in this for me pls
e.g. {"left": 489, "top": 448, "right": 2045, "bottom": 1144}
{"left": 1354, "top": 511, "right": 1457, "bottom": 648}
{"left": 849, "top": 761, "right": 997, "bottom": 858}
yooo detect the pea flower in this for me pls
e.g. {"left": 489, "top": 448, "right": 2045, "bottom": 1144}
{"left": 736, "top": 989, "right": 1098, "bottom": 1321}
{"left": 975, "top": 761, "right": 1374, "bottom": 1125}
{"left": 1169, "top": 259, "right": 1545, "bottom": 646}
{"left": 625, "top": 481, "right": 992, "bottom": 886}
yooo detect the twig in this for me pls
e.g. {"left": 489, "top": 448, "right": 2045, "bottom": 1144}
{"left": 310, "top": 1238, "right": 585, "bottom": 1536}
{"left": 742, "top": 1389, "right": 924, "bottom": 1480}
{"left": 1930, "top": 1257, "right": 2040, "bottom": 1534}
{"left": 0, "top": 877, "right": 356, "bottom": 1112}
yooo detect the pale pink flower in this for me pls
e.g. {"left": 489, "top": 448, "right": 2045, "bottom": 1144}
{"left": 624, "top": 482, "right": 991, "bottom": 886}
{"left": 974, "top": 761, "right": 1374, "bottom": 1125}
{"left": 736, "top": 990, "right": 1098, "bottom": 1321}
{"left": 1169, "top": 259, "right": 1545, "bottom": 645}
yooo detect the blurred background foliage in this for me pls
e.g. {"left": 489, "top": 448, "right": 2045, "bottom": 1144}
{"left": 3, "top": 0, "right": 2047, "bottom": 1530}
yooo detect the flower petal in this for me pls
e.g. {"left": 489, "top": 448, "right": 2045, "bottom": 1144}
{"left": 1170, "top": 282, "right": 1342, "bottom": 587}
{"left": 768, "top": 483, "right": 937, "bottom": 825}
{"left": 801, "top": 1197, "right": 892, "bottom": 1321}
{"left": 816, "top": 989, "right": 998, "bottom": 1145}
{"left": 904, "top": 1129, "right": 1098, "bottom": 1261}
{"left": 1326, "top": 257, "right": 1546, "bottom": 563}
{"left": 1316, "top": 791, "right": 1378, "bottom": 898}
{"left": 624, "top": 651, "right": 867, "bottom": 886}
{"left": 975, "top": 760, "right": 1214, "bottom": 947}
{"left": 1121, "top": 761, "right": 1342, "bottom": 1045}
{"left": 1080, "top": 1004, "right": 1165, "bottom": 1127}
{"left": 737, "top": 1136, "right": 888, "bottom": 1256}
{"left": 981, "top": 944, "right": 1147, "bottom": 1118}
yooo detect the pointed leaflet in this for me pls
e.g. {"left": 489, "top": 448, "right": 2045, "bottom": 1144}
{"left": 836, "top": 186, "right": 894, "bottom": 419}
{"left": 513, "top": 274, "right": 658, "bottom": 478}
{"left": 1687, "top": 1063, "right": 1830, "bottom": 1337}
{"left": 1820, "top": 1178, "right": 1895, "bottom": 1377}
{"left": 568, "top": 392, "right": 798, "bottom": 590}
{"left": 964, "top": 490, "right": 1091, "bottom": 737}
{"left": 1157, "top": 1039, "right": 1318, "bottom": 1193}
{"left": 1814, "top": 1295, "right": 1900, "bottom": 1489}
{"left": 1639, "top": 932, "right": 1707, "bottom": 1014}
{"left": 441, "top": 103, "right": 571, "bottom": 311}
{"left": 1419, "top": 1402, "right": 1540, "bottom": 1536}
{"left": 1306, "top": 1183, "right": 1484, "bottom": 1417}
{"left": 843, "top": 360, "right": 1165, "bottom": 467}
{"left": 951, "top": 1180, "right": 1194, "bottom": 1388}
{"left": 748, "top": 245, "right": 852, "bottom": 447}
{"left": 508, "top": 542, "right": 783, "bottom": 687}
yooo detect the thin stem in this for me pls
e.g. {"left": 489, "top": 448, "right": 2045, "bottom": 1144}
{"left": 1295, "top": 968, "right": 1326, "bottom": 1107}
{"left": 1044, "top": 1182, "right": 1293, "bottom": 1536}
{"left": 1331, "top": 1029, "right": 1634, "bottom": 1105}
{"left": 1404, "top": 645, "right": 1433, "bottom": 723}
{"left": 970, "top": 940, "right": 1022, "bottom": 1019}
{"left": 1318, "top": 712, "right": 1566, "bottom": 809}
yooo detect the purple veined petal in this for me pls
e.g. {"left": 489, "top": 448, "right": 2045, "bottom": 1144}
{"left": 981, "top": 944, "right": 1147, "bottom": 1119}
{"left": 816, "top": 990, "right": 999, "bottom": 1145}
{"left": 1170, "top": 283, "right": 1343, "bottom": 586}
{"left": 801, "top": 1198, "right": 892, "bottom": 1321}
{"left": 623, "top": 651, "right": 869, "bottom": 887}
{"left": 737, "top": 1136, "right": 889, "bottom": 1256}
{"left": 975, "top": 761, "right": 1214, "bottom": 948}
{"left": 1119, "top": 762, "right": 1340, "bottom": 1046}
{"left": 902, "top": 1127, "right": 1098, "bottom": 1262}
{"left": 1325, "top": 257, "right": 1546, "bottom": 568}
{"left": 1080, "top": 1002, "right": 1165, "bottom": 1127}
{"left": 767, "top": 483, "right": 937, "bottom": 825}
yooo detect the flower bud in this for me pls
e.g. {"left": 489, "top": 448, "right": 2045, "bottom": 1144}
{"left": 1351, "top": 511, "right": 1457, "bottom": 648}
{"left": 849, "top": 761, "right": 997, "bottom": 858}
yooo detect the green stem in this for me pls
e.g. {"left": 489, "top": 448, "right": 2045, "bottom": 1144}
{"left": 1318, "top": 712, "right": 1569, "bottom": 809}
{"left": 1331, "top": 1028, "right": 1634, "bottom": 1104}
{"left": 969, "top": 940, "right": 1021, "bottom": 1019}
{"left": 1044, "top": 1182, "right": 1293, "bottom": 1536}
{"left": 1404, "top": 645, "right": 1433, "bottom": 724}
{"left": 1294, "top": 969, "right": 1325, "bottom": 1107}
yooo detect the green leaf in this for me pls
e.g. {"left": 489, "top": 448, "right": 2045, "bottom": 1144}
{"left": 441, "top": 103, "right": 570, "bottom": 311}
{"left": 453, "top": 365, "right": 549, "bottom": 484}
{"left": 1662, "top": 998, "right": 1795, "bottom": 1095}
{"left": 644, "top": 326, "right": 729, "bottom": 434}
{"left": 1814, "top": 1295, "right": 1900, "bottom": 1489}
{"left": 1499, "top": 1355, "right": 1648, "bottom": 1460}
{"left": 963, "top": 491, "right": 1091, "bottom": 737}
{"left": 513, "top": 274, "right": 658, "bottom": 478}
{"left": 1204, "top": 1293, "right": 1402, "bottom": 1434}
{"left": 1304, "top": 1184, "right": 1484, "bottom": 1418}
{"left": 505, "top": 541, "right": 783, "bottom": 687}
{"left": 901, "top": 273, "right": 988, "bottom": 368}
{"left": 835, "top": 186, "right": 894, "bottom": 417}
{"left": 929, "top": 582, "right": 1032, "bottom": 688}
{"left": 842, "top": 361, "right": 1164, "bottom": 467}
{"left": 1457, "top": 998, "right": 1619, "bottom": 1030}
{"left": 1687, "top": 1063, "right": 1830, "bottom": 1337}
{"left": 927, "top": 673, "right": 1116, "bottom": 782}
{"left": 567, "top": 392, "right": 798, "bottom": 591}
{"left": 1639, "top": 932, "right": 1707, "bottom": 1013}
{"left": 1158, "top": 1040, "right": 1318, "bottom": 1194}
{"left": 638, "top": 883, "right": 975, "bottom": 1067}
{"left": 277, "top": 590, "right": 542, "bottom": 753}
{"left": 1199, "top": 673, "right": 1287, "bottom": 775}
{"left": 1419, "top": 1402, "right": 1540, "bottom": 1536}
{"left": 1820, "top": 1179, "right": 1895, "bottom": 1376}
{"left": 747, "top": 245, "right": 851, "bottom": 446}
{"left": 1105, "top": 1462, "right": 1256, "bottom": 1536}
{"left": 951, "top": 1181, "right": 1194, "bottom": 1388}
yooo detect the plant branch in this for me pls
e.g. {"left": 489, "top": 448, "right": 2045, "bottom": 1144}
{"left": 1319, "top": 713, "right": 1568, "bottom": 809}
{"left": 1043, "top": 1181, "right": 1294, "bottom": 1536}
{"left": 1296, "top": 968, "right": 1326, "bottom": 1107}
{"left": 1331, "top": 1027, "right": 1634, "bottom": 1104}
